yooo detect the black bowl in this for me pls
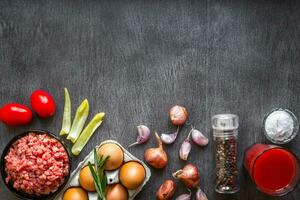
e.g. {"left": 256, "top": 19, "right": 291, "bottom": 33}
{"left": 0, "top": 130, "right": 71, "bottom": 200}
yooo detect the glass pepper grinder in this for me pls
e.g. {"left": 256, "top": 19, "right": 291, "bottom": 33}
{"left": 212, "top": 114, "right": 239, "bottom": 194}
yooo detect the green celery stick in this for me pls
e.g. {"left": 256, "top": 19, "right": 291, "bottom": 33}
{"left": 60, "top": 88, "right": 72, "bottom": 136}
{"left": 67, "top": 99, "right": 89, "bottom": 143}
{"left": 71, "top": 112, "right": 105, "bottom": 156}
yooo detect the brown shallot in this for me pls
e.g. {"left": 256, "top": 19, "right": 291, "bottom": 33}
{"left": 179, "top": 131, "right": 192, "bottom": 160}
{"left": 161, "top": 127, "right": 179, "bottom": 144}
{"left": 173, "top": 164, "right": 200, "bottom": 189}
{"left": 196, "top": 187, "right": 208, "bottom": 200}
{"left": 144, "top": 132, "right": 168, "bottom": 169}
{"left": 156, "top": 179, "right": 176, "bottom": 200}
{"left": 129, "top": 125, "right": 151, "bottom": 147}
{"left": 169, "top": 105, "right": 189, "bottom": 126}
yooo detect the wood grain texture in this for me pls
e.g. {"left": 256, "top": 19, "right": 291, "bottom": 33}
{"left": 1, "top": 0, "right": 300, "bottom": 199}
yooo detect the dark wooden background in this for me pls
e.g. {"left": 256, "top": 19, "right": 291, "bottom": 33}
{"left": 1, "top": 0, "right": 300, "bottom": 199}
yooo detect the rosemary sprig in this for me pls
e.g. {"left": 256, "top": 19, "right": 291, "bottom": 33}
{"left": 88, "top": 148, "right": 109, "bottom": 200}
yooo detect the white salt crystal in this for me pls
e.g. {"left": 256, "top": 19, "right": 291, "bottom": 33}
{"left": 264, "top": 110, "right": 294, "bottom": 142}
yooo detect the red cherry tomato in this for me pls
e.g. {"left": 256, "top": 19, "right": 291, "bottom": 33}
{"left": 30, "top": 90, "right": 56, "bottom": 118}
{"left": 0, "top": 103, "right": 33, "bottom": 126}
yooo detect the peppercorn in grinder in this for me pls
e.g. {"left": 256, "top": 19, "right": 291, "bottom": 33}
{"left": 212, "top": 114, "right": 239, "bottom": 194}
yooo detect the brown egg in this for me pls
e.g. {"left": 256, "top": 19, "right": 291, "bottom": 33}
{"left": 63, "top": 187, "right": 88, "bottom": 200}
{"left": 97, "top": 143, "right": 124, "bottom": 170}
{"left": 119, "top": 161, "right": 146, "bottom": 190}
{"left": 79, "top": 166, "right": 95, "bottom": 192}
{"left": 106, "top": 183, "right": 128, "bottom": 200}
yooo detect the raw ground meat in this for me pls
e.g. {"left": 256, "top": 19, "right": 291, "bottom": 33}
{"left": 4, "top": 132, "right": 69, "bottom": 196}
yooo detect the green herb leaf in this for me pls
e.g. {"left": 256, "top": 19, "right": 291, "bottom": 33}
{"left": 89, "top": 148, "right": 108, "bottom": 200}
{"left": 94, "top": 148, "right": 99, "bottom": 177}
{"left": 88, "top": 162, "right": 102, "bottom": 197}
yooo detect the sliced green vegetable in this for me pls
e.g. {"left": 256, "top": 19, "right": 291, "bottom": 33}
{"left": 67, "top": 99, "right": 89, "bottom": 143}
{"left": 60, "top": 88, "right": 72, "bottom": 136}
{"left": 71, "top": 112, "right": 105, "bottom": 155}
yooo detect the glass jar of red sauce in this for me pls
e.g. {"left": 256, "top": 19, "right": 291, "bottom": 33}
{"left": 244, "top": 143, "right": 300, "bottom": 196}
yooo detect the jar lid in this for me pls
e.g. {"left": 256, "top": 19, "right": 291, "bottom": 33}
{"left": 212, "top": 114, "right": 239, "bottom": 130}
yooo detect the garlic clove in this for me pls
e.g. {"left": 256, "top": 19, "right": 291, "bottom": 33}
{"left": 129, "top": 125, "right": 150, "bottom": 147}
{"left": 179, "top": 139, "right": 192, "bottom": 160}
{"left": 196, "top": 187, "right": 208, "bottom": 200}
{"left": 161, "top": 127, "right": 179, "bottom": 144}
{"left": 191, "top": 128, "right": 209, "bottom": 146}
{"left": 175, "top": 190, "right": 191, "bottom": 200}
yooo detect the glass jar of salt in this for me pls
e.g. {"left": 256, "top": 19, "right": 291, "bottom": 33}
{"left": 263, "top": 108, "right": 299, "bottom": 144}
{"left": 212, "top": 114, "right": 239, "bottom": 194}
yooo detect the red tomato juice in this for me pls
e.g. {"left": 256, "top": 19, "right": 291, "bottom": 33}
{"left": 244, "top": 144, "right": 300, "bottom": 195}
{"left": 254, "top": 148, "right": 296, "bottom": 190}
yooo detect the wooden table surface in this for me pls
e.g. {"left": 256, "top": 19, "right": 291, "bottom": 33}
{"left": 1, "top": 0, "right": 300, "bottom": 199}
